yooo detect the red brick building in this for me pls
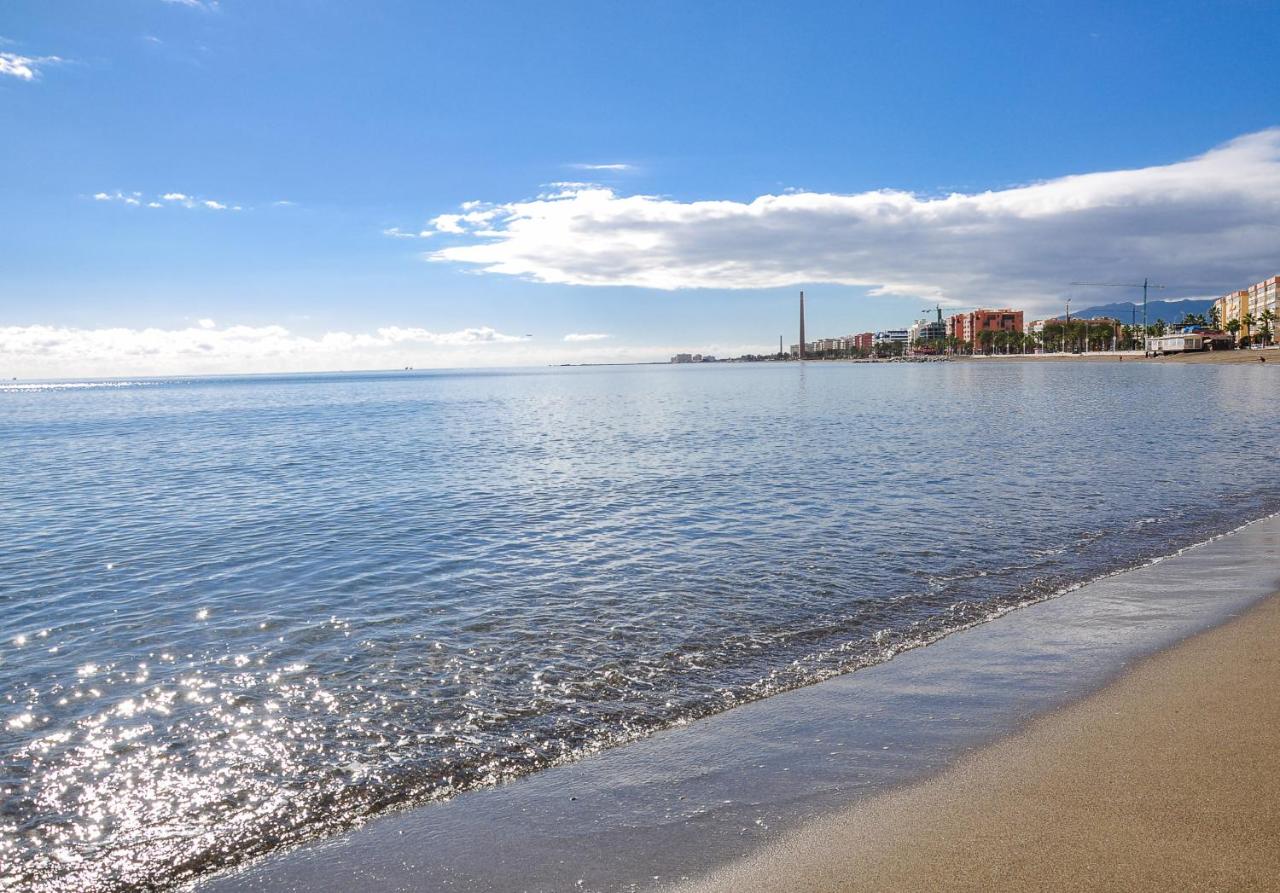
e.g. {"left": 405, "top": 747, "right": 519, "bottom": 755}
{"left": 947, "top": 309, "right": 1024, "bottom": 346}
{"left": 851, "top": 332, "right": 875, "bottom": 350}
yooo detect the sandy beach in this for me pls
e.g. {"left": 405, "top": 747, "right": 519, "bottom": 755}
{"left": 682, "top": 593, "right": 1280, "bottom": 893}
{"left": 963, "top": 347, "right": 1280, "bottom": 364}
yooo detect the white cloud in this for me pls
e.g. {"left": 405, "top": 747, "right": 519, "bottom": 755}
{"left": 92, "top": 192, "right": 145, "bottom": 207}
{"left": 0, "top": 322, "right": 540, "bottom": 378}
{"left": 383, "top": 226, "right": 429, "bottom": 239}
{"left": 0, "top": 322, "right": 764, "bottom": 378}
{"left": 563, "top": 332, "right": 611, "bottom": 342}
{"left": 202, "top": 200, "right": 227, "bottom": 210}
{"left": 161, "top": 0, "right": 219, "bottom": 10}
{"left": 569, "top": 163, "right": 633, "bottom": 171}
{"left": 162, "top": 193, "right": 188, "bottom": 201}
{"left": 429, "top": 208, "right": 500, "bottom": 234}
{"left": 94, "top": 192, "right": 144, "bottom": 206}
{"left": 425, "top": 129, "right": 1280, "bottom": 313}
{"left": 375, "top": 326, "right": 526, "bottom": 345}
{"left": 0, "top": 51, "right": 62, "bottom": 81}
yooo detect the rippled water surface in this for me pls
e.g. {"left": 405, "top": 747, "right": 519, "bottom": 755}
{"left": 3, "top": 362, "right": 1279, "bottom": 891}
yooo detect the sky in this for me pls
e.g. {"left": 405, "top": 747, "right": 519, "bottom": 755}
{"left": 3, "top": 0, "right": 1280, "bottom": 376}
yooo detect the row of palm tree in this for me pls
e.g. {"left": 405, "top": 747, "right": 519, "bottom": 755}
{"left": 1221, "top": 309, "right": 1276, "bottom": 346}
{"left": 914, "top": 321, "right": 1124, "bottom": 355}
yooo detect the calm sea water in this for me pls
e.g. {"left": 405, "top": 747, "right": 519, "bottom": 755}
{"left": 3, "top": 362, "right": 1278, "bottom": 892}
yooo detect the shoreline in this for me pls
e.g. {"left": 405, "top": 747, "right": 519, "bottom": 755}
{"left": 201, "top": 512, "right": 1280, "bottom": 893}
{"left": 682, "top": 591, "right": 1280, "bottom": 892}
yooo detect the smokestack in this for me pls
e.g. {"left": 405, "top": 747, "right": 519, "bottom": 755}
{"left": 799, "top": 291, "right": 806, "bottom": 360}
{"left": 779, "top": 335, "right": 783, "bottom": 356}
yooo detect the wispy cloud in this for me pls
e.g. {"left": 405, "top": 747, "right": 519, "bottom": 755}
{"left": 94, "top": 191, "right": 242, "bottom": 211}
{"left": 569, "top": 163, "right": 633, "bottom": 172}
{"left": 563, "top": 332, "right": 611, "bottom": 342}
{"left": 423, "top": 129, "right": 1280, "bottom": 313}
{"left": 0, "top": 50, "right": 63, "bottom": 81}
{"left": 160, "top": 0, "right": 220, "bottom": 10}
{"left": 383, "top": 226, "right": 429, "bottom": 239}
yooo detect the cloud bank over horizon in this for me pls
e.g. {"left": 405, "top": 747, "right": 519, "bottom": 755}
{"left": 423, "top": 129, "right": 1280, "bottom": 311}
{"left": 0, "top": 322, "right": 757, "bottom": 378}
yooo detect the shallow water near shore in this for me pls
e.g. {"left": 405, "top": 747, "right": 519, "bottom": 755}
{"left": 3, "top": 362, "right": 1279, "bottom": 891}
{"left": 203, "top": 511, "right": 1280, "bottom": 893}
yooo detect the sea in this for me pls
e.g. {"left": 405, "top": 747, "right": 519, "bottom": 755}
{"left": 3, "top": 361, "right": 1278, "bottom": 892}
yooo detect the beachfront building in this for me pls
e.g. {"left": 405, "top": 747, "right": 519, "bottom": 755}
{"left": 1246, "top": 276, "right": 1279, "bottom": 344}
{"left": 1215, "top": 289, "right": 1251, "bottom": 343}
{"left": 947, "top": 309, "right": 1024, "bottom": 350}
{"left": 851, "top": 332, "right": 875, "bottom": 350}
{"left": 1211, "top": 275, "right": 1279, "bottom": 346}
{"left": 1248, "top": 276, "right": 1279, "bottom": 315}
{"left": 874, "top": 330, "right": 910, "bottom": 346}
{"left": 909, "top": 319, "right": 946, "bottom": 346}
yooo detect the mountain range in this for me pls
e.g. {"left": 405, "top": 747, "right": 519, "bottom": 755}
{"left": 1073, "top": 299, "right": 1216, "bottom": 325}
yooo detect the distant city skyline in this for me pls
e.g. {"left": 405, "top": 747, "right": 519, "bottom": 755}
{"left": 3, "top": 1, "right": 1280, "bottom": 376}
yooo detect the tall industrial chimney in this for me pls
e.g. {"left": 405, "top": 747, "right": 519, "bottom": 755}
{"left": 799, "top": 291, "right": 806, "bottom": 360}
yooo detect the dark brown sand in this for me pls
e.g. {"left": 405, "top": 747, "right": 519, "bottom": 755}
{"left": 681, "top": 594, "right": 1280, "bottom": 892}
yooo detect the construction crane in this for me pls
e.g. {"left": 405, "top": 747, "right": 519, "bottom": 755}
{"left": 1069, "top": 279, "right": 1165, "bottom": 335}
{"left": 914, "top": 304, "right": 947, "bottom": 351}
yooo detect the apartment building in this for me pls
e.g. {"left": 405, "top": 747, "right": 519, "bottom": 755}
{"left": 946, "top": 309, "right": 1024, "bottom": 344}
{"left": 1246, "top": 276, "right": 1279, "bottom": 326}
{"left": 1214, "top": 290, "right": 1250, "bottom": 339}
{"left": 909, "top": 320, "right": 946, "bottom": 344}
{"left": 874, "top": 329, "right": 910, "bottom": 345}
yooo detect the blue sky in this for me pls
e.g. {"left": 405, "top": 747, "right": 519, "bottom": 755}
{"left": 3, "top": 1, "right": 1280, "bottom": 375}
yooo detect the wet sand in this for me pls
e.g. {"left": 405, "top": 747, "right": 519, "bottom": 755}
{"left": 682, "top": 593, "right": 1280, "bottom": 893}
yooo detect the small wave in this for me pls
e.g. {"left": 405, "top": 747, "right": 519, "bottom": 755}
{"left": 0, "top": 380, "right": 157, "bottom": 393}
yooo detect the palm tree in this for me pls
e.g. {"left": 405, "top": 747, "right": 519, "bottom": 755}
{"left": 1242, "top": 312, "right": 1256, "bottom": 341}
{"left": 978, "top": 330, "right": 996, "bottom": 355}
{"left": 1087, "top": 320, "right": 1108, "bottom": 350}
{"left": 1227, "top": 318, "right": 1242, "bottom": 344}
{"left": 1260, "top": 310, "right": 1275, "bottom": 347}
{"left": 1208, "top": 304, "right": 1222, "bottom": 329}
